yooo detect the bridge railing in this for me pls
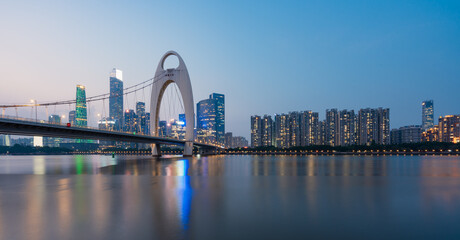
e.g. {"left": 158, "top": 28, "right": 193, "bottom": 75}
{"left": 0, "top": 114, "right": 225, "bottom": 148}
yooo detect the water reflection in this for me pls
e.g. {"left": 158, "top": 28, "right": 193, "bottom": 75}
{"left": 1, "top": 155, "right": 460, "bottom": 177}
{"left": 1, "top": 155, "right": 460, "bottom": 239}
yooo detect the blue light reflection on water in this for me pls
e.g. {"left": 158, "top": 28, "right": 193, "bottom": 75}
{"left": 175, "top": 160, "right": 193, "bottom": 230}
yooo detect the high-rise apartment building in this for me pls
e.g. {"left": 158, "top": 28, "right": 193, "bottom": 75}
{"left": 338, "top": 110, "right": 356, "bottom": 146}
{"left": 326, "top": 109, "right": 339, "bottom": 146}
{"left": 288, "top": 112, "right": 301, "bottom": 147}
{"left": 197, "top": 98, "right": 217, "bottom": 143}
{"left": 438, "top": 115, "right": 460, "bottom": 143}
{"left": 358, "top": 108, "right": 390, "bottom": 145}
{"left": 210, "top": 93, "right": 225, "bottom": 144}
{"left": 262, "top": 115, "right": 274, "bottom": 146}
{"left": 251, "top": 107, "right": 389, "bottom": 148}
{"left": 75, "top": 85, "right": 87, "bottom": 127}
{"left": 319, "top": 120, "right": 327, "bottom": 145}
{"left": 422, "top": 100, "right": 434, "bottom": 130}
{"left": 390, "top": 125, "right": 422, "bottom": 144}
{"left": 274, "top": 114, "right": 288, "bottom": 148}
{"left": 250, "top": 115, "right": 262, "bottom": 147}
{"left": 299, "top": 111, "right": 320, "bottom": 146}
{"left": 109, "top": 68, "right": 123, "bottom": 130}
{"left": 422, "top": 126, "right": 439, "bottom": 142}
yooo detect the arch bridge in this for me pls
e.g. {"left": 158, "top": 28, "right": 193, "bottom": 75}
{"left": 0, "top": 51, "right": 223, "bottom": 156}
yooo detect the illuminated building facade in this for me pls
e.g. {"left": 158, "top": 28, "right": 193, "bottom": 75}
{"left": 438, "top": 115, "right": 460, "bottom": 143}
{"left": 288, "top": 112, "right": 301, "bottom": 147}
{"left": 262, "top": 115, "right": 274, "bottom": 146}
{"left": 326, "top": 109, "right": 339, "bottom": 146}
{"left": 210, "top": 93, "right": 225, "bottom": 144}
{"left": 422, "top": 126, "right": 439, "bottom": 142}
{"left": 338, "top": 109, "right": 357, "bottom": 146}
{"left": 123, "top": 109, "right": 137, "bottom": 133}
{"left": 197, "top": 98, "right": 217, "bottom": 143}
{"left": 136, "top": 101, "right": 149, "bottom": 134}
{"left": 422, "top": 100, "right": 434, "bottom": 130}
{"left": 358, "top": 108, "right": 390, "bottom": 145}
{"left": 250, "top": 115, "right": 262, "bottom": 147}
{"left": 274, "top": 114, "right": 288, "bottom": 148}
{"left": 75, "top": 85, "right": 87, "bottom": 127}
{"left": 109, "top": 68, "right": 123, "bottom": 130}
{"left": 252, "top": 107, "right": 389, "bottom": 147}
{"left": 300, "top": 111, "right": 320, "bottom": 146}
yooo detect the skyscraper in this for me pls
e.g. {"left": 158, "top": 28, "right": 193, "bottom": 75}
{"left": 123, "top": 109, "right": 137, "bottom": 133}
{"left": 197, "top": 98, "right": 217, "bottom": 143}
{"left": 109, "top": 68, "right": 123, "bottom": 130}
{"left": 136, "top": 102, "right": 146, "bottom": 134}
{"left": 358, "top": 108, "right": 390, "bottom": 145}
{"left": 250, "top": 115, "right": 262, "bottom": 147}
{"left": 210, "top": 93, "right": 225, "bottom": 144}
{"left": 422, "top": 100, "right": 434, "bottom": 130}
{"left": 338, "top": 109, "right": 356, "bottom": 146}
{"left": 326, "top": 109, "right": 339, "bottom": 146}
{"left": 274, "top": 114, "right": 288, "bottom": 148}
{"left": 288, "top": 112, "right": 300, "bottom": 147}
{"left": 262, "top": 115, "right": 274, "bottom": 146}
{"left": 75, "top": 85, "right": 87, "bottom": 127}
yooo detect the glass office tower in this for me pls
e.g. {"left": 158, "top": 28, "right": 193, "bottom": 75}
{"left": 210, "top": 93, "right": 225, "bottom": 144}
{"left": 422, "top": 100, "right": 434, "bottom": 130}
{"left": 75, "top": 85, "right": 87, "bottom": 127}
{"left": 110, "top": 68, "right": 123, "bottom": 130}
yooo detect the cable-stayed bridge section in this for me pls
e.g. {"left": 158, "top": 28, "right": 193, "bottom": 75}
{"left": 0, "top": 51, "right": 222, "bottom": 156}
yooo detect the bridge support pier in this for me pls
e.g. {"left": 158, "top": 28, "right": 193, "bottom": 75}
{"left": 152, "top": 143, "right": 161, "bottom": 157}
{"left": 183, "top": 141, "right": 193, "bottom": 157}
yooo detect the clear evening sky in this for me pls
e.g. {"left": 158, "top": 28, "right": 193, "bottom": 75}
{"left": 1, "top": 0, "right": 459, "bottom": 139}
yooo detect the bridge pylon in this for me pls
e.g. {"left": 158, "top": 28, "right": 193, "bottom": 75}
{"left": 150, "top": 51, "right": 195, "bottom": 157}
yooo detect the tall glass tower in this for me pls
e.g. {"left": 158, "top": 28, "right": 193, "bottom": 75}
{"left": 196, "top": 98, "right": 217, "bottom": 143}
{"left": 109, "top": 68, "right": 123, "bottom": 130}
{"left": 422, "top": 100, "right": 434, "bottom": 130}
{"left": 210, "top": 93, "right": 225, "bottom": 144}
{"left": 75, "top": 85, "right": 87, "bottom": 127}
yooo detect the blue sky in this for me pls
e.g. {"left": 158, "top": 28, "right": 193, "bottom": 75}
{"left": 1, "top": 0, "right": 459, "bottom": 138}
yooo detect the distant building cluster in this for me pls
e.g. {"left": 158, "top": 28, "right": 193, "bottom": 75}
{"left": 422, "top": 114, "right": 460, "bottom": 143}
{"left": 390, "top": 100, "right": 460, "bottom": 144}
{"left": 251, "top": 108, "right": 390, "bottom": 148}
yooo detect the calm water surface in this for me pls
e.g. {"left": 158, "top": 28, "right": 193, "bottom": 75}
{"left": 1, "top": 155, "right": 460, "bottom": 239}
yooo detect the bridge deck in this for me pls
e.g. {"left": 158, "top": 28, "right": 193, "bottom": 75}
{"left": 0, "top": 117, "right": 218, "bottom": 148}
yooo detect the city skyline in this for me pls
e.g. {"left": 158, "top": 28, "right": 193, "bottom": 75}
{"left": 1, "top": 1, "right": 460, "bottom": 139}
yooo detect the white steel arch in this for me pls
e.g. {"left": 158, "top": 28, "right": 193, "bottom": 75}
{"left": 150, "top": 51, "right": 194, "bottom": 156}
